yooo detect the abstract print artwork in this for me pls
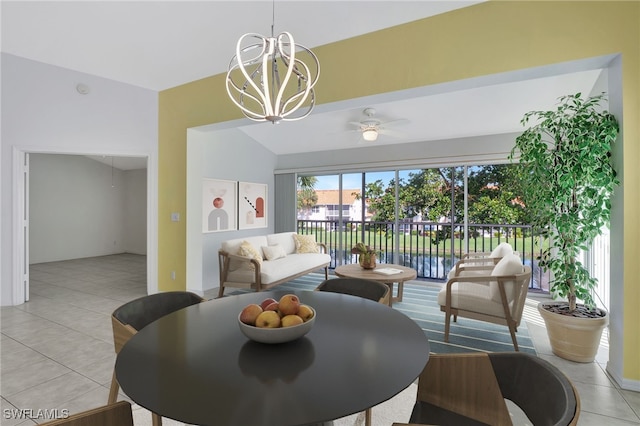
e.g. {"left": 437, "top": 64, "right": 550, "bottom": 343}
{"left": 238, "top": 182, "right": 267, "bottom": 229}
{"left": 203, "top": 179, "right": 237, "bottom": 233}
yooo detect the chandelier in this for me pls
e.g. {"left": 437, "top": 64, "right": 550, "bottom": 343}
{"left": 225, "top": 9, "right": 319, "bottom": 123}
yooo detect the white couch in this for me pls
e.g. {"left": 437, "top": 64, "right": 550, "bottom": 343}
{"left": 217, "top": 232, "right": 331, "bottom": 297}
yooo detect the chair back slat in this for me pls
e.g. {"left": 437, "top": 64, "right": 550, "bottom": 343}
{"left": 418, "top": 353, "right": 512, "bottom": 425}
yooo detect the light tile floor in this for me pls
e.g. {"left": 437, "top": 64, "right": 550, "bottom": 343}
{"left": 1, "top": 254, "right": 638, "bottom": 425}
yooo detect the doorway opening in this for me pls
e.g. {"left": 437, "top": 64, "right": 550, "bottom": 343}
{"left": 12, "top": 149, "right": 157, "bottom": 305}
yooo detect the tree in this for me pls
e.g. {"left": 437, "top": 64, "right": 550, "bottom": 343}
{"left": 467, "top": 164, "right": 529, "bottom": 225}
{"left": 360, "top": 178, "right": 397, "bottom": 222}
{"left": 510, "top": 93, "right": 618, "bottom": 311}
{"left": 297, "top": 176, "right": 318, "bottom": 215}
{"left": 401, "top": 169, "right": 454, "bottom": 221}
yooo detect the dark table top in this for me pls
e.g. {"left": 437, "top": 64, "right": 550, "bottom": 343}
{"left": 115, "top": 289, "right": 430, "bottom": 426}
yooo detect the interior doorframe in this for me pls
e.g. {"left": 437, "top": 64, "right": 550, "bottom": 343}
{"left": 11, "top": 146, "right": 158, "bottom": 305}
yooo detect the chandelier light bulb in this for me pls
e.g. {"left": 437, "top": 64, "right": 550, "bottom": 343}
{"left": 226, "top": 32, "right": 320, "bottom": 123}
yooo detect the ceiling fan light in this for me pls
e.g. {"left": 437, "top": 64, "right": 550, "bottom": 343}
{"left": 362, "top": 128, "right": 378, "bottom": 141}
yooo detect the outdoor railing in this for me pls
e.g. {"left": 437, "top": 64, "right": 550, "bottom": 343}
{"left": 297, "top": 219, "right": 547, "bottom": 291}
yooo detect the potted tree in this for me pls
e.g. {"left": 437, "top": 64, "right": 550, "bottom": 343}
{"left": 510, "top": 92, "right": 619, "bottom": 362}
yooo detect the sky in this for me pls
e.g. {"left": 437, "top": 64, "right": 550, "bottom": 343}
{"left": 313, "top": 170, "right": 414, "bottom": 190}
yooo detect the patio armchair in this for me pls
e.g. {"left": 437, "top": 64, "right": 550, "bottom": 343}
{"left": 447, "top": 242, "right": 516, "bottom": 280}
{"left": 439, "top": 253, "right": 531, "bottom": 351}
{"left": 392, "top": 352, "right": 580, "bottom": 426}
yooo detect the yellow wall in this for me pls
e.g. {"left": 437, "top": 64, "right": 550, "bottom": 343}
{"left": 158, "top": 2, "right": 639, "bottom": 381}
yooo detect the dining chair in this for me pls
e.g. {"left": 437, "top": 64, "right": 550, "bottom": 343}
{"left": 108, "top": 291, "right": 206, "bottom": 426}
{"left": 315, "top": 277, "right": 390, "bottom": 426}
{"left": 392, "top": 352, "right": 580, "bottom": 426}
{"left": 39, "top": 401, "right": 133, "bottom": 426}
{"left": 316, "top": 277, "right": 390, "bottom": 306}
{"left": 439, "top": 254, "right": 531, "bottom": 351}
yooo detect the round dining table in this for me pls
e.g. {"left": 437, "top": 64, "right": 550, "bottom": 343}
{"left": 115, "top": 289, "right": 430, "bottom": 426}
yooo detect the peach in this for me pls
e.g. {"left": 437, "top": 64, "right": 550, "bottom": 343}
{"left": 260, "top": 298, "right": 278, "bottom": 310}
{"left": 239, "top": 304, "right": 263, "bottom": 326}
{"left": 255, "top": 311, "right": 281, "bottom": 328}
{"left": 263, "top": 302, "right": 280, "bottom": 315}
{"left": 297, "top": 304, "right": 314, "bottom": 322}
{"left": 281, "top": 315, "right": 304, "bottom": 327}
{"left": 278, "top": 294, "right": 300, "bottom": 316}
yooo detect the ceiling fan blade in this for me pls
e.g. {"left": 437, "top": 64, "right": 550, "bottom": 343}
{"left": 379, "top": 118, "right": 410, "bottom": 128}
{"left": 327, "top": 128, "right": 360, "bottom": 136}
{"left": 377, "top": 128, "right": 404, "bottom": 138}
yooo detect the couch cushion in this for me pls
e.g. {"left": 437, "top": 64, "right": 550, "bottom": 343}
{"left": 262, "top": 244, "right": 287, "bottom": 261}
{"left": 226, "top": 253, "right": 331, "bottom": 285}
{"left": 437, "top": 282, "right": 509, "bottom": 318}
{"left": 490, "top": 254, "right": 524, "bottom": 303}
{"left": 293, "top": 234, "right": 319, "bottom": 253}
{"left": 266, "top": 232, "right": 297, "bottom": 255}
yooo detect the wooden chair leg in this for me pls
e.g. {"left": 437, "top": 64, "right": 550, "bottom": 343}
{"left": 508, "top": 323, "right": 519, "bottom": 351}
{"left": 108, "top": 370, "right": 119, "bottom": 404}
{"left": 365, "top": 407, "right": 372, "bottom": 426}
{"left": 444, "top": 312, "right": 451, "bottom": 343}
{"left": 217, "top": 285, "right": 225, "bottom": 298}
{"left": 152, "top": 413, "right": 163, "bottom": 426}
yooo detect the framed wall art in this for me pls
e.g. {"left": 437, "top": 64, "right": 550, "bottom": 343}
{"left": 238, "top": 181, "right": 267, "bottom": 229}
{"left": 202, "top": 179, "right": 237, "bottom": 233}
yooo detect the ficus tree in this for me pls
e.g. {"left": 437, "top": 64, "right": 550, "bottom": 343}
{"left": 510, "top": 93, "right": 619, "bottom": 313}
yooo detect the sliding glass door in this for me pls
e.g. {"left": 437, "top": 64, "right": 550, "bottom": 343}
{"left": 296, "top": 164, "right": 543, "bottom": 287}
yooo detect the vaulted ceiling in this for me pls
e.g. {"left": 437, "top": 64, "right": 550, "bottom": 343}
{"left": 2, "top": 1, "right": 606, "bottom": 165}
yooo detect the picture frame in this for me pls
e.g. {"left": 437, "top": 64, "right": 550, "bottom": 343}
{"left": 202, "top": 179, "right": 237, "bottom": 233}
{"left": 238, "top": 182, "right": 268, "bottom": 229}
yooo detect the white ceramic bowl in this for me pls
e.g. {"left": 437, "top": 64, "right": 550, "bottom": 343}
{"left": 238, "top": 308, "right": 316, "bottom": 344}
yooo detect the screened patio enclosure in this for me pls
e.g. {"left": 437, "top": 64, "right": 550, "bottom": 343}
{"left": 293, "top": 164, "right": 612, "bottom": 310}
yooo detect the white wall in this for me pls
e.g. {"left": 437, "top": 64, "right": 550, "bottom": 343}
{"left": 124, "top": 168, "right": 148, "bottom": 255}
{"left": 186, "top": 127, "right": 277, "bottom": 294}
{"left": 29, "top": 154, "right": 146, "bottom": 263}
{"left": 1, "top": 54, "right": 158, "bottom": 305}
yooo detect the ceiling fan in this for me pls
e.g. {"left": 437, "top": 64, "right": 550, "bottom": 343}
{"left": 348, "top": 108, "right": 409, "bottom": 141}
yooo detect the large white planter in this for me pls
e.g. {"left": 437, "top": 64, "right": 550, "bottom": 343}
{"left": 537, "top": 302, "right": 608, "bottom": 363}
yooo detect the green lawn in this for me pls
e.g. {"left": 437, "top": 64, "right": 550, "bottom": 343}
{"left": 303, "top": 229, "right": 547, "bottom": 257}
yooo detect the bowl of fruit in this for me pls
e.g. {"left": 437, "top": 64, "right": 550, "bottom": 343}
{"left": 238, "top": 294, "right": 316, "bottom": 344}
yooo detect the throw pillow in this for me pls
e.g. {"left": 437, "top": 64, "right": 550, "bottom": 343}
{"left": 490, "top": 242, "right": 514, "bottom": 258}
{"left": 293, "top": 234, "right": 318, "bottom": 254}
{"left": 238, "top": 241, "right": 263, "bottom": 267}
{"left": 489, "top": 253, "right": 524, "bottom": 303}
{"left": 262, "top": 244, "right": 287, "bottom": 261}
